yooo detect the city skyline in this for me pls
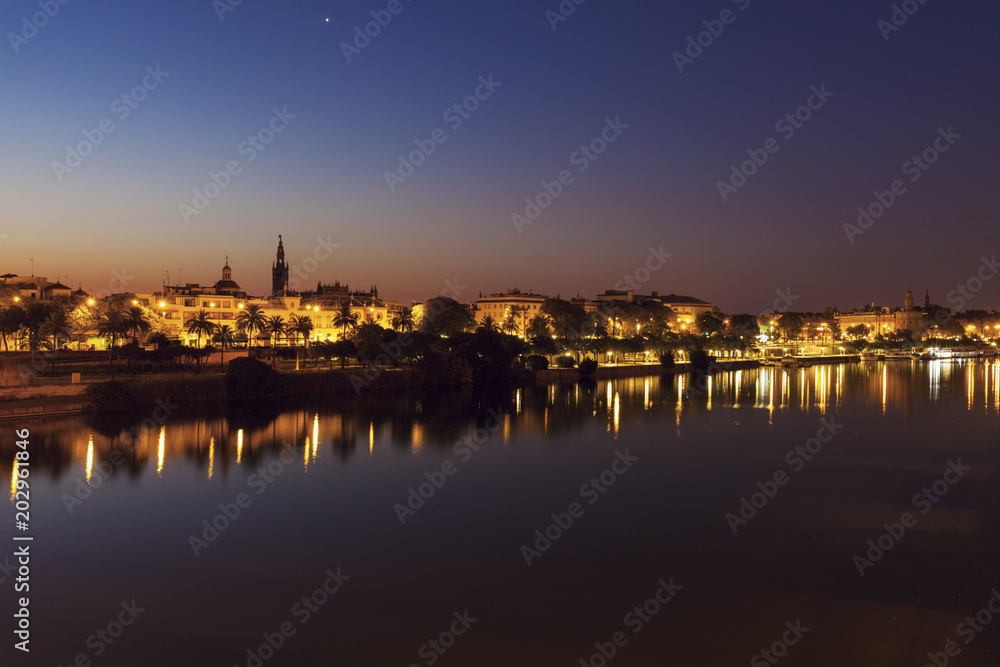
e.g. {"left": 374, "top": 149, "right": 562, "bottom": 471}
{"left": 1, "top": 1, "right": 998, "bottom": 312}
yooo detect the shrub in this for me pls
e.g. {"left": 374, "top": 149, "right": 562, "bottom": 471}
{"left": 225, "top": 357, "right": 290, "bottom": 402}
{"left": 527, "top": 354, "right": 549, "bottom": 371}
{"left": 418, "top": 352, "right": 473, "bottom": 386}
{"left": 86, "top": 380, "right": 138, "bottom": 413}
{"left": 659, "top": 350, "right": 675, "bottom": 368}
{"left": 578, "top": 358, "right": 598, "bottom": 376}
{"left": 556, "top": 355, "right": 576, "bottom": 369}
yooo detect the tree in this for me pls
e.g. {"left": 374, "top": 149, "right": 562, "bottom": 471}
{"left": 0, "top": 305, "right": 26, "bottom": 352}
{"left": 124, "top": 306, "right": 151, "bottom": 345}
{"left": 479, "top": 315, "right": 499, "bottom": 333}
{"left": 213, "top": 324, "right": 235, "bottom": 369}
{"left": 354, "top": 322, "right": 385, "bottom": 364}
{"left": 264, "top": 315, "right": 286, "bottom": 348}
{"left": 285, "top": 314, "right": 303, "bottom": 347}
{"left": 696, "top": 311, "right": 725, "bottom": 337}
{"left": 776, "top": 313, "right": 804, "bottom": 342}
{"left": 391, "top": 308, "right": 415, "bottom": 334}
{"left": 236, "top": 303, "right": 267, "bottom": 352}
{"left": 97, "top": 306, "right": 130, "bottom": 377}
{"left": 526, "top": 314, "right": 551, "bottom": 339}
{"left": 420, "top": 297, "right": 474, "bottom": 337}
{"left": 332, "top": 301, "right": 360, "bottom": 340}
{"left": 330, "top": 339, "right": 356, "bottom": 368}
{"left": 725, "top": 313, "right": 758, "bottom": 339}
{"left": 501, "top": 311, "right": 520, "bottom": 336}
{"left": 186, "top": 310, "right": 216, "bottom": 349}
{"left": 540, "top": 298, "right": 586, "bottom": 339}
{"left": 40, "top": 308, "right": 70, "bottom": 373}
{"left": 293, "top": 315, "right": 314, "bottom": 349}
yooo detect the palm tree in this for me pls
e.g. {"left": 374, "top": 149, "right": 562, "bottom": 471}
{"left": 42, "top": 308, "right": 69, "bottom": 352}
{"left": 235, "top": 303, "right": 267, "bottom": 353}
{"left": 284, "top": 317, "right": 299, "bottom": 348}
{"left": 97, "top": 307, "right": 130, "bottom": 377}
{"left": 186, "top": 310, "right": 215, "bottom": 349}
{"left": 501, "top": 312, "right": 519, "bottom": 336}
{"left": 392, "top": 308, "right": 415, "bottom": 333}
{"left": 41, "top": 308, "right": 70, "bottom": 373}
{"left": 479, "top": 315, "right": 499, "bottom": 333}
{"left": 293, "top": 315, "right": 315, "bottom": 349}
{"left": 213, "top": 324, "right": 235, "bottom": 369}
{"left": 526, "top": 314, "right": 551, "bottom": 339}
{"left": 264, "top": 315, "right": 286, "bottom": 348}
{"left": 332, "top": 301, "right": 360, "bottom": 341}
{"left": 124, "top": 305, "right": 151, "bottom": 345}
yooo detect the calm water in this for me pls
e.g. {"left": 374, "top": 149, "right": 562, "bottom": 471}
{"left": 3, "top": 360, "right": 999, "bottom": 666}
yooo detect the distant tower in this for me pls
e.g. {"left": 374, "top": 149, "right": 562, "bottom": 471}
{"left": 904, "top": 288, "right": 914, "bottom": 310}
{"left": 924, "top": 289, "right": 930, "bottom": 308}
{"left": 222, "top": 256, "right": 232, "bottom": 281}
{"left": 272, "top": 236, "right": 289, "bottom": 296}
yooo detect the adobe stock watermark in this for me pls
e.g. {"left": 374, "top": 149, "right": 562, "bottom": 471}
{"left": 922, "top": 588, "right": 1000, "bottom": 667}
{"left": 188, "top": 446, "right": 297, "bottom": 556}
{"left": 725, "top": 416, "right": 844, "bottom": 535}
{"left": 407, "top": 611, "right": 477, "bottom": 667}
{"left": 62, "top": 398, "right": 179, "bottom": 514}
{"left": 945, "top": 254, "right": 999, "bottom": 311}
{"left": 877, "top": 0, "right": 931, "bottom": 42}
{"left": 7, "top": 0, "right": 72, "bottom": 54}
{"left": 716, "top": 84, "right": 834, "bottom": 202}
{"left": 672, "top": 0, "right": 752, "bottom": 73}
{"left": 844, "top": 126, "right": 960, "bottom": 244}
{"left": 393, "top": 409, "right": 504, "bottom": 524}
{"left": 56, "top": 600, "right": 145, "bottom": 666}
{"left": 520, "top": 449, "right": 638, "bottom": 567}
{"left": 545, "top": 0, "right": 590, "bottom": 31}
{"left": 750, "top": 620, "right": 810, "bottom": 666}
{"left": 340, "top": 0, "right": 416, "bottom": 63}
{"left": 578, "top": 578, "right": 682, "bottom": 666}
{"left": 384, "top": 75, "right": 502, "bottom": 192}
{"left": 234, "top": 568, "right": 350, "bottom": 667}
{"left": 853, "top": 459, "right": 970, "bottom": 576}
{"left": 52, "top": 65, "right": 170, "bottom": 183}
{"left": 512, "top": 116, "right": 629, "bottom": 234}
{"left": 287, "top": 236, "right": 340, "bottom": 292}
{"left": 179, "top": 107, "right": 296, "bottom": 224}
{"left": 612, "top": 246, "right": 672, "bottom": 292}
{"left": 213, "top": 0, "right": 246, "bottom": 22}
{"left": 350, "top": 276, "right": 467, "bottom": 393}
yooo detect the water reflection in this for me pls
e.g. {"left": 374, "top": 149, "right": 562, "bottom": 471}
{"left": 5, "top": 360, "right": 1000, "bottom": 488}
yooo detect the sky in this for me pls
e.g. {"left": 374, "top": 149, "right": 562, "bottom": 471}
{"left": 1, "top": 0, "right": 998, "bottom": 313}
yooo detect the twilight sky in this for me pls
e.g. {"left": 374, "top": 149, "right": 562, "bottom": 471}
{"left": 1, "top": 0, "right": 997, "bottom": 312}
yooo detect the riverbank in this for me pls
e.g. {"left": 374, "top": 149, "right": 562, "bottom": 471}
{"left": 0, "top": 355, "right": 863, "bottom": 419}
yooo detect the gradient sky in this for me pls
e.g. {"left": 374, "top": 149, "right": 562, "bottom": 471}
{"left": 1, "top": 0, "right": 997, "bottom": 312}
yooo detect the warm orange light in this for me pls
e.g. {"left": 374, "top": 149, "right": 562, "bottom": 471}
{"left": 238, "top": 304, "right": 243, "bottom": 309}
{"left": 159, "top": 301, "right": 165, "bottom": 308}
{"left": 87, "top": 299, "right": 94, "bottom": 305}
{"left": 13, "top": 297, "right": 19, "bottom": 302}
{"left": 210, "top": 303, "right": 215, "bottom": 308}
{"left": 132, "top": 300, "right": 138, "bottom": 305}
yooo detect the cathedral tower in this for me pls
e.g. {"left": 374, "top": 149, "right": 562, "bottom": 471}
{"left": 272, "top": 236, "right": 289, "bottom": 296}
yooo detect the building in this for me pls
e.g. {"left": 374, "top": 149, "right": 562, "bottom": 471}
{"left": 591, "top": 289, "right": 715, "bottom": 328}
{"left": 835, "top": 289, "right": 929, "bottom": 337}
{"left": 0, "top": 274, "right": 74, "bottom": 302}
{"left": 473, "top": 289, "right": 548, "bottom": 334}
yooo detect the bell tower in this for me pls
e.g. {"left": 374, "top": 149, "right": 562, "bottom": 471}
{"left": 272, "top": 236, "right": 289, "bottom": 296}
{"left": 904, "top": 288, "right": 914, "bottom": 311}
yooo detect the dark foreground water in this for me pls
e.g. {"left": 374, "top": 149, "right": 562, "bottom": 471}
{"left": 2, "top": 360, "right": 999, "bottom": 666}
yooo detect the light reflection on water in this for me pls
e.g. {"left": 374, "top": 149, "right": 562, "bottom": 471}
{"left": 5, "top": 361, "right": 999, "bottom": 482}
{"left": 3, "top": 359, "right": 998, "bottom": 666}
